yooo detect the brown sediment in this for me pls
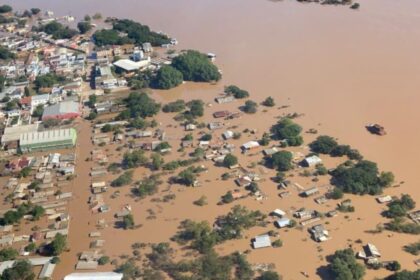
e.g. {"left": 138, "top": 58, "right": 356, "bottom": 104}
{"left": 6, "top": 0, "right": 420, "bottom": 279}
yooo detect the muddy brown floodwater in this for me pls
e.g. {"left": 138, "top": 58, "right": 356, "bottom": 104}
{"left": 7, "top": 0, "right": 420, "bottom": 279}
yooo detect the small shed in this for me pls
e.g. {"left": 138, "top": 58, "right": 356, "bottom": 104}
{"left": 252, "top": 234, "right": 272, "bottom": 249}
{"left": 275, "top": 218, "right": 291, "bottom": 228}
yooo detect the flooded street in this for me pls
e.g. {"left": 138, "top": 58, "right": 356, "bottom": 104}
{"left": 7, "top": 0, "right": 420, "bottom": 278}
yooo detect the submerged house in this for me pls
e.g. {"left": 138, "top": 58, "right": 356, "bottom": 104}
{"left": 252, "top": 234, "right": 271, "bottom": 249}
{"left": 357, "top": 243, "right": 381, "bottom": 264}
{"left": 302, "top": 155, "right": 322, "bottom": 167}
{"left": 309, "top": 224, "right": 329, "bottom": 242}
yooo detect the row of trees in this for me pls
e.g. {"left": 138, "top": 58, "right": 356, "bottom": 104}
{"left": 173, "top": 205, "right": 265, "bottom": 253}
{"left": 142, "top": 241, "right": 281, "bottom": 280}
{"left": 36, "top": 21, "right": 78, "bottom": 39}
{"left": 309, "top": 135, "right": 362, "bottom": 160}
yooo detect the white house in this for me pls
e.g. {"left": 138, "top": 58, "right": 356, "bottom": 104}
{"left": 252, "top": 234, "right": 272, "bottom": 249}
{"left": 64, "top": 272, "right": 123, "bottom": 280}
{"left": 241, "top": 141, "right": 260, "bottom": 151}
{"left": 31, "top": 94, "right": 49, "bottom": 109}
{"left": 302, "top": 155, "right": 322, "bottom": 167}
{"left": 275, "top": 217, "right": 291, "bottom": 228}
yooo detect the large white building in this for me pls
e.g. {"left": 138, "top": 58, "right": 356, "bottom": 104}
{"left": 64, "top": 272, "right": 123, "bottom": 280}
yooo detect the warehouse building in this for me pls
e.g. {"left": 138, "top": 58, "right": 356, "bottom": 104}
{"left": 42, "top": 101, "right": 81, "bottom": 121}
{"left": 19, "top": 128, "right": 77, "bottom": 153}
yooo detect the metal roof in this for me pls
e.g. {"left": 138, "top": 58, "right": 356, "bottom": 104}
{"left": 43, "top": 101, "right": 79, "bottom": 117}
{"left": 64, "top": 272, "right": 123, "bottom": 280}
{"left": 20, "top": 128, "right": 76, "bottom": 146}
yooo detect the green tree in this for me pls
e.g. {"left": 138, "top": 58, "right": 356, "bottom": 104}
{"left": 309, "top": 135, "right": 338, "bottom": 154}
{"left": 1, "top": 260, "right": 35, "bottom": 280}
{"left": 330, "top": 188, "right": 344, "bottom": 199}
{"left": 331, "top": 160, "right": 393, "bottom": 195}
{"left": 268, "top": 151, "right": 293, "bottom": 171}
{"left": 123, "top": 214, "right": 135, "bottom": 229}
{"left": 178, "top": 168, "right": 197, "bottom": 186}
{"left": 48, "top": 233, "right": 67, "bottom": 256}
{"left": 221, "top": 191, "right": 234, "bottom": 204}
{"left": 257, "top": 271, "right": 281, "bottom": 280}
{"left": 0, "top": 248, "right": 18, "bottom": 261}
{"left": 385, "top": 269, "right": 420, "bottom": 280}
{"left": 0, "top": 5, "right": 12, "bottom": 14}
{"left": 34, "top": 73, "right": 59, "bottom": 89}
{"left": 162, "top": 99, "right": 186, "bottom": 113}
{"left": 31, "top": 205, "right": 45, "bottom": 220}
{"left": 270, "top": 118, "right": 303, "bottom": 146}
{"left": 385, "top": 194, "right": 416, "bottom": 218}
{"left": 41, "top": 21, "right": 78, "bottom": 39}
{"left": 0, "top": 47, "right": 16, "bottom": 60}
{"left": 153, "top": 66, "right": 183, "bottom": 89}
{"left": 224, "top": 85, "right": 249, "bottom": 99}
{"left": 123, "top": 92, "right": 161, "bottom": 119}
{"left": 123, "top": 150, "right": 147, "bottom": 168}
{"left": 151, "top": 153, "right": 164, "bottom": 170}
{"left": 30, "top": 8, "right": 41, "bottom": 15}
{"left": 243, "top": 100, "right": 257, "bottom": 114}
{"left": 116, "top": 260, "right": 141, "bottom": 279}
{"left": 186, "top": 99, "right": 204, "bottom": 118}
{"left": 327, "top": 249, "right": 365, "bottom": 280}
{"left": 31, "top": 104, "right": 44, "bottom": 118}
{"left": 77, "top": 21, "right": 92, "bottom": 34}
{"left": 172, "top": 50, "right": 221, "bottom": 82}
{"left": 132, "top": 175, "right": 161, "bottom": 198}
{"left": 262, "top": 96, "right": 275, "bottom": 107}
{"left": 111, "top": 171, "right": 133, "bottom": 187}
{"left": 223, "top": 154, "right": 238, "bottom": 168}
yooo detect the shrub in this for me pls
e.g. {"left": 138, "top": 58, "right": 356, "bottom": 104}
{"left": 225, "top": 85, "right": 249, "bottom": 99}
{"left": 243, "top": 100, "right": 258, "bottom": 114}
{"left": 262, "top": 97, "right": 275, "bottom": 107}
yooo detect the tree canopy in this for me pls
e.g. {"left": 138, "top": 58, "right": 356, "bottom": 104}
{"left": 162, "top": 99, "right": 185, "bottom": 113}
{"left": 243, "top": 100, "right": 258, "bottom": 114}
{"left": 172, "top": 50, "right": 221, "bottom": 82}
{"left": 385, "top": 269, "right": 420, "bottom": 280}
{"left": 267, "top": 151, "right": 293, "bottom": 171}
{"left": 0, "top": 5, "right": 12, "bottom": 14}
{"left": 223, "top": 154, "right": 238, "bottom": 168}
{"left": 112, "top": 19, "right": 170, "bottom": 46}
{"left": 93, "top": 29, "right": 131, "bottom": 46}
{"left": 77, "top": 21, "right": 92, "bottom": 34}
{"left": 39, "top": 21, "right": 78, "bottom": 39}
{"left": 270, "top": 118, "right": 303, "bottom": 146}
{"left": 225, "top": 85, "right": 249, "bottom": 99}
{"left": 153, "top": 65, "right": 183, "bottom": 89}
{"left": 327, "top": 249, "right": 365, "bottom": 280}
{"left": 1, "top": 260, "right": 35, "bottom": 280}
{"left": 186, "top": 99, "right": 205, "bottom": 118}
{"left": 0, "top": 47, "right": 16, "bottom": 60}
{"left": 309, "top": 135, "right": 338, "bottom": 154}
{"left": 120, "top": 92, "right": 161, "bottom": 119}
{"left": 331, "top": 160, "right": 394, "bottom": 195}
{"left": 47, "top": 233, "right": 67, "bottom": 256}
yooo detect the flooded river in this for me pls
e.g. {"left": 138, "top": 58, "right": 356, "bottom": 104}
{"left": 7, "top": 0, "right": 420, "bottom": 278}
